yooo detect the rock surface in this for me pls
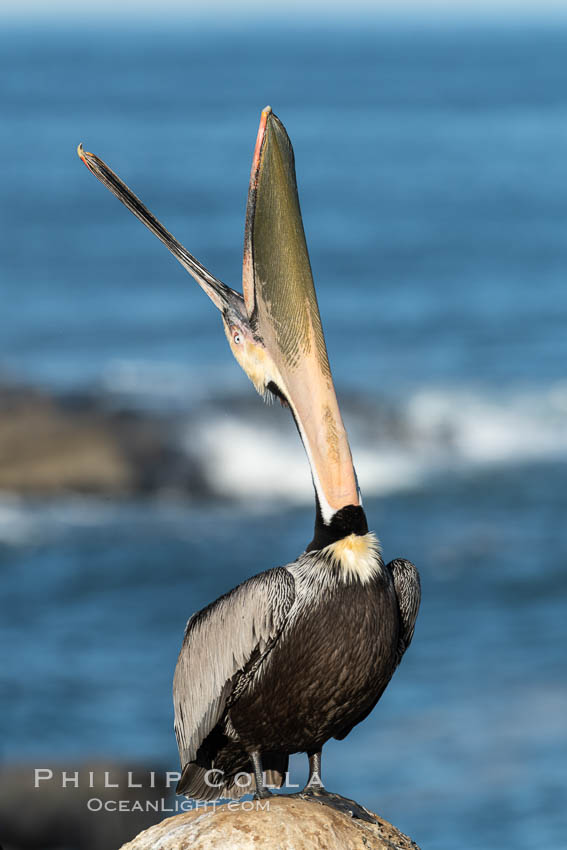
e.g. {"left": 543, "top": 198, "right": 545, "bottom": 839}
{"left": 0, "top": 385, "right": 203, "bottom": 496}
{"left": 118, "top": 796, "right": 420, "bottom": 850}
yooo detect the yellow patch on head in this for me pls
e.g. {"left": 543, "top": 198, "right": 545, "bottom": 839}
{"left": 323, "top": 532, "right": 382, "bottom": 584}
{"left": 224, "top": 326, "right": 270, "bottom": 396}
{"left": 238, "top": 341, "right": 269, "bottom": 395}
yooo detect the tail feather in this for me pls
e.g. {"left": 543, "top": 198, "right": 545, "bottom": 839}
{"left": 176, "top": 751, "right": 289, "bottom": 801}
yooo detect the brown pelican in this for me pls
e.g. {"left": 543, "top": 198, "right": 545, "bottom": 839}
{"left": 77, "top": 107, "right": 420, "bottom": 820}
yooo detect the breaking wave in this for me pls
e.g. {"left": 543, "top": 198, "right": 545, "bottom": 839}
{"left": 1, "top": 375, "right": 566, "bottom": 547}
{"left": 181, "top": 380, "right": 567, "bottom": 503}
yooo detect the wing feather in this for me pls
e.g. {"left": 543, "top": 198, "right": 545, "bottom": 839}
{"left": 388, "top": 558, "right": 421, "bottom": 663}
{"left": 173, "top": 567, "right": 295, "bottom": 767}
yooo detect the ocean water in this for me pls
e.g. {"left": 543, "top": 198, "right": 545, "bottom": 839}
{"left": 1, "top": 17, "right": 567, "bottom": 850}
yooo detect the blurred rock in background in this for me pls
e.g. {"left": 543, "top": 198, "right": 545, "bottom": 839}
{"left": 0, "top": 763, "right": 170, "bottom": 850}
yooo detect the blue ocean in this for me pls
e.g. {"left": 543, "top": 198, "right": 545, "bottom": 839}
{"left": 1, "top": 16, "right": 566, "bottom": 849}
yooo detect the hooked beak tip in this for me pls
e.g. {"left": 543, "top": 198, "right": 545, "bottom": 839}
{"left": 77, "top": 143, "right": 93, "bottom": 170}
{"left": 251, "top": 106, "right": 273, "bottom": 179}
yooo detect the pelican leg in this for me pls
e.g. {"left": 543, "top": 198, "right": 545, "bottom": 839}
{"left": 299, "top": 749, "right": 376, "bottom": 823}
{"left": 304, "top": 750, "right": 324, "bottom": 790}
{"left": 250, "top": 750, "right": 272, "bottom": 799}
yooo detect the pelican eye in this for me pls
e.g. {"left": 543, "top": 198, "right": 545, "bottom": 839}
{"left": 233, "top": 331, "right": 242, "bottom": 344}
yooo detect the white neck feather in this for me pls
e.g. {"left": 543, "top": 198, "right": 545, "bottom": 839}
{"left": 321, "top": 531, "right": 382, "bottom": 585}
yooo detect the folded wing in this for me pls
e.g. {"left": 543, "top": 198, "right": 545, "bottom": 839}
{"left": 173, "top": 567, "right": 296, "bottom": 776}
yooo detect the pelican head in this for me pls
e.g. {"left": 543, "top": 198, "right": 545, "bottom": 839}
{"left": 78, "top": 107, "right": 366, "bottom": 540}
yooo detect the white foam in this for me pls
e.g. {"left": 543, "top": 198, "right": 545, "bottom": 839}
{"left": 182, "top": 381, "right": 567, "bottom": 502}
{"left": 3, "top": 382, "right": 566, "bottom": 539}
{"left": 0, "top": 495, "right": 126, "bottom": 546}
{"left": 406, "top": 382, "right": 567, "bottom": 464}
{"left": 0, "top": 494, "right": 38, "bottom": 546}
{"left": 190, "top": 417, "right": 314, "bottom": 503}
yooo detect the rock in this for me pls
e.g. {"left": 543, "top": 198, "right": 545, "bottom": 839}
{"left": 0, "top": 762, "right": 169, "bottom": 850}
{"left": 118, "top": 796, "right": 420, "bottom": 850}
{"left": 0, "top": 385, "right": 206, "bottom": 497}
{"left": 0, "top": 387, "right": 133, "bottom": 494}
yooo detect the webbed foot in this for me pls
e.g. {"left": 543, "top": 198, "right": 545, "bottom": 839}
{"left": 253, "top": 787, "right": 273, "bottom": 800}
{"left": 294, "top": 787, "right": 377, "bottom": 823}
